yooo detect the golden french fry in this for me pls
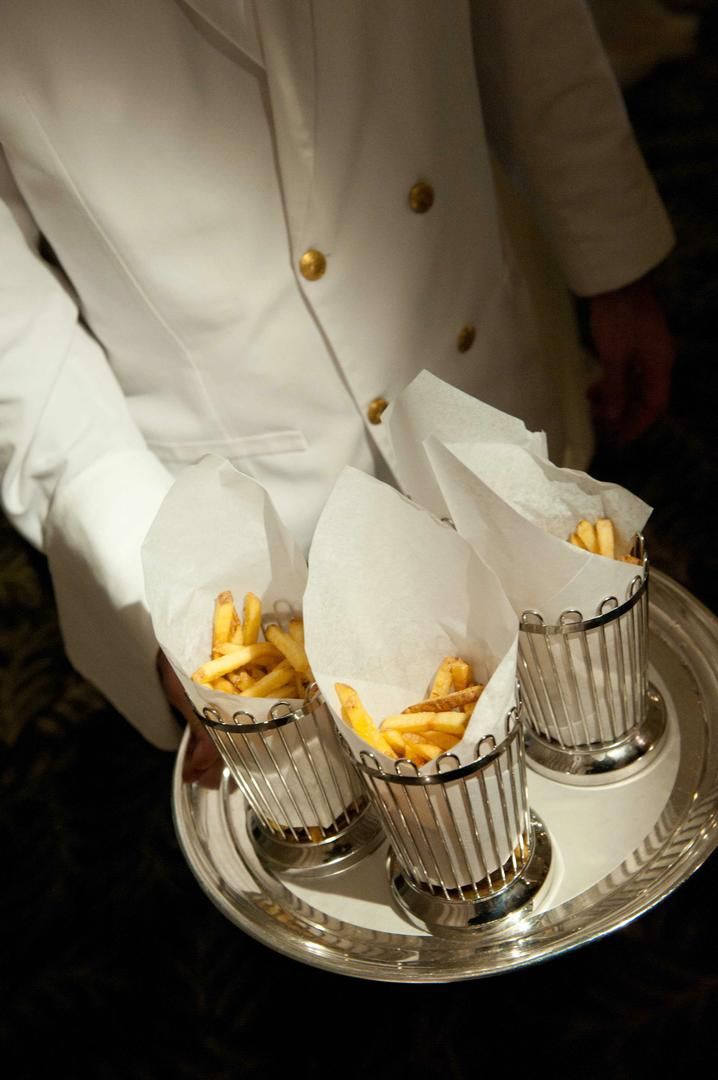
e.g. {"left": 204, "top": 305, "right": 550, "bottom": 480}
{"left": 214, "top": 640, "right": 282, "bottom": 660}
{"left": 212, "top": 676, "right": 237, "bottom": 694}
{"left": 273, "top": 683, "right": 300, "bottom": 699}
{"left": 422, "top": 731, "right": 461, "bottom": 750}
{"left": 307, "top": 826, "right": 323, "bottom": 843}
{"left": 382, "top": 730, "right": 407, "bottom": 756}
{"left": 381, "top": 712, "right": 467, "bottom": 735}
{"left": 212, "top": 591, "right": 237, "bottom": 657}
{"left": 429, "top": 656, "right": 457, "bottom": 698}
{"left": 192, "top": 642, "right": 283, "bottom": 683}
{"left": 401, "top": 742, "right": 430, "bottom": 765}
{"left": 596, "top": 518, "right": 615, "bottom": 560}
{"left": 414, "top": 742, "right": 442, "bottom": 761}
{"left": 450, "top": 659, "right": 473, "bottom": 691}
{"left": 228, "top": 671, "right": 255, "bottom": 692}
{"left": 569, "top": 532, "right": 587, "bottom": 550}
{"left": 335, "top": 683, "right": 397, "bottom": 758}
{"left": 620, "top": 554, "right": 641, "bottom": 565}
{"left": 401, "top": 731, "right": 425, "bottom": 745}
{"left": 242, "top": 592, "right": 262, "bottom": 646}
{"left": 576, "top": 519, "right": 598, "bottom": 553}
{"left": 288, "top": 618, "right": 305, "bottom": 645}
{"left": 242, "top": 660, "right": 294, "bottom": 697}
{"left": 265, "top": 624, "right": 312, "bottom": 676}
{"left": 402, "top": 685, "right": 483, "bottom": 714}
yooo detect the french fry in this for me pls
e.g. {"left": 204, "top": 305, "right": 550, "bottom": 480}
{"left": 335, "top": 683, "right": 397, "bottom": 758}
{"left": 576, "top": 519, "right": 598, "bottom": 553}
{"left": 569, "top": 532, "right": 587, "bottom": 550}
{"left": 288, "top": 618, "right": 305, "bottom": 645}
{"left": 429, "top": 656, "right": 456, "bottom": 698}
{"left": 401, "top": 742, "right": 430, "bottom": 765}
{"left": 228, "top": 670, "right": 255, "bottom": 692}
{"left": 381, "top": 712, "right": 467, "bottom": 735}
{"left": 192, "top": 642, "right": 283, "bottom": 683}
{"left": 620, "top": 554, "right": 641, "bottom": 565}
{"left": 212, "top": 676, "right": 237, "bottom": 694}
{"left": 402, "top": 685, "right": 483, "bottom": 714}
{"left": 596, "top": 518, "right": 615, "bottom": 560}
{"left": 242, "top": 660, "right": 294, "bottom": 698}
{"left": 422, "top": 731, "right": 461, "bottom": 751}
{"left": 383, "top": 730, "right": 407, "bottom": 756}
{"left": 212, "top": 591, "right": 237, "bottom": 657}
{"left": 242, "top": 592, "right": 262, "bottom": 645}
{"left": 450, "top": 658, "right": 473, "bottom": 691}
{"left": 273, "top": 683, "right": 299, "bottom": 699}
{"left": 265, "top": 624, "right": 312, "bottom": 676}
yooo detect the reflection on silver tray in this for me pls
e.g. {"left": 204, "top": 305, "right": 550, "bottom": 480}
{"left": 172, "top": 571, "right": 718, "bottom": 983}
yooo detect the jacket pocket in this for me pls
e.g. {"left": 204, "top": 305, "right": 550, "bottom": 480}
{"left": 146, "top": 428, "right": 308, "bottom": 464}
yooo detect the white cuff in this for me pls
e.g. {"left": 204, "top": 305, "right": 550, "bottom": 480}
{"left": 44, "top": 449, "right": 180, "bottom": 749}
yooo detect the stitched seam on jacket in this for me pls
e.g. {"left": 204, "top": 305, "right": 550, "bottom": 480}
{"left": 19, "top": 93, "right": 234, "bottom": 443}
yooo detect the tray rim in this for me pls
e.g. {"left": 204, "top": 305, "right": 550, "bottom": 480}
{"left": 171, "top": 570, "right": 718, "bottom": 983}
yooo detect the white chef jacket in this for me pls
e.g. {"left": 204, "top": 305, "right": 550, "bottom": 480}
{"left": 0, "top": 0, "right": 674, "bottom": 748}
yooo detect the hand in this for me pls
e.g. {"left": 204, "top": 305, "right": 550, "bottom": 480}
{"left": 156, "top": 649, "right": 224, "bottom": 788}
{"left": 587, "top": 276, "right": 676, "bottom": 446}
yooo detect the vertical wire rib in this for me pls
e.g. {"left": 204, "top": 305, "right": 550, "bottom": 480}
{"left": 598, "top": 621, "right": 620, "bottom": 741}
{"left": 505, "top": 730, "right": 526, "bottom": 862}
{"left": 612, "top": 615, "right": 630, "bottom": 738}
{"left": 457, "top": 772, "right": 490, "bottom": 889}
{"left": 437, "top": 777, "right": 473, "bottom": 897}
{"left": 477, "top": 768, "right": 504, "bottom": 887}
{"left": 292, "top": 712, "right": 336, "bottom": 834}
{"left": 382, "top": 777, "right": 431, "bottom": 886}
{"left": 527, "top": 633, "right": 565, "bottom": 745}
{"left": 580, "top": 627, "right": 607, "bottom": 744}
{"left": 274, "top": 723, "right": 323, "bottom": 833}
{"left": 565, "top": 628, "right": 593, "bottom": 746}
{"left": 549, "top": 632, "right": 580, "bottom": 746}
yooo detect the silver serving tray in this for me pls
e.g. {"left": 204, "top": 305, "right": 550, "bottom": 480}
{"left": 172, "top": 570, "right": 718, "bottom": 982}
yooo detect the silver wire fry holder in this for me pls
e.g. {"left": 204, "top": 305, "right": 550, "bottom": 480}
{"left": 200, "top": 685, "right": 383, "bottom": 877}
{"left": 518, "top": 535, "right": 666, "bottom": 784}
{"left": 349, "top": 706, "right": 551, "bottom": 937}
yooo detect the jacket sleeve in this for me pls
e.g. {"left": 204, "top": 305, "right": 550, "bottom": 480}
{"left": 0, "top": 151, "right": 179, "bottom": 749}
{"left": 469, "top": 0, "right": 675, "bottom": 296}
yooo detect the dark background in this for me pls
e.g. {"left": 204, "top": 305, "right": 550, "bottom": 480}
{"left": 2, "top": 4, "right": 717, "bottom": 1077}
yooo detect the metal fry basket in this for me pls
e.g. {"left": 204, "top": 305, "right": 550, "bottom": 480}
{"left": 201, "top": 685, "right": 383, "bottom": 877}
{"left": 518, "top": 537, "right": 666, "bottom": 784}
{"left": 349, "top": 707, "right": 551, "bottom": 937}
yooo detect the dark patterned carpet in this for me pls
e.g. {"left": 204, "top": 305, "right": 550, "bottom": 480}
{"left": 2, "top": 8, "right": 717, "bottom": 1079}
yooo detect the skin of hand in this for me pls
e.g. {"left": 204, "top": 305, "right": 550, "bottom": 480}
{"left": 587, "top": 275, "right": 676, "bottom": 446}
{"left": 156, "top": 650, "right": 224, "bottom": 788}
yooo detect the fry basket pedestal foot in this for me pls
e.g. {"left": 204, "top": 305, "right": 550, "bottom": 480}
{"left": 248, "top": 802, "right": 385, "bottom": 878}
{"left": 388, "top": 811, "right": 552, "bottom": 938}
{"left": 525, "top": 686, "right": 667, "bottom": 786}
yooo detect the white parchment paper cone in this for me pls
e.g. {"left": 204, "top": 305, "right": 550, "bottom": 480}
{"left": 141, "top": 455, "right": 353, "bottom": 828}
{"left": 385, "top": 369, "right": 549, "bottom": 518}
{"left": 304, "top": 467, "right": 519, "bottom": 770}
{"left": 424, "top": 437, "right": 651, "bottom": 623}
{"left": 304, "top": 467, "right": 522, "bottom": 884}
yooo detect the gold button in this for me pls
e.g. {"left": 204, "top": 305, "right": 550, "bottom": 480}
{"left": 457, "top": 324, "right": 476, "bottom": 353}
{"left": 367, "top": 397, "right": 389, "bottom": 425}
{"left": 299, "top": 248, "right": 327, "bottom": 281}
{"left": 408, "top": 181, "right": 435, "bottom": 214}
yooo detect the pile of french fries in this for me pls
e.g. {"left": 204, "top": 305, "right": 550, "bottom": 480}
{"left": 568, "top": 518, "right": 640, "bottom": 564}
{"left": 336, "top": 656, "right": 483, "bottom": 766}
{"left": 191, "top": 590, "right": 313, "bottom": 699}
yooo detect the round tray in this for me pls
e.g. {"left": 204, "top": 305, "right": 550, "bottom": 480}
{"left": 172, "top": 570, "right": 718, "bottom": 982}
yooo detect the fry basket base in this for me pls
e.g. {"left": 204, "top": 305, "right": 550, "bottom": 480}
{"left": 388, "top": 811, "right": 552, "bottom": 939}
{"left": 248, "top": 802, "right": 385, "bottom": 879}
{"left": 525, "top": 686, "right": 667, "bottom": 786}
